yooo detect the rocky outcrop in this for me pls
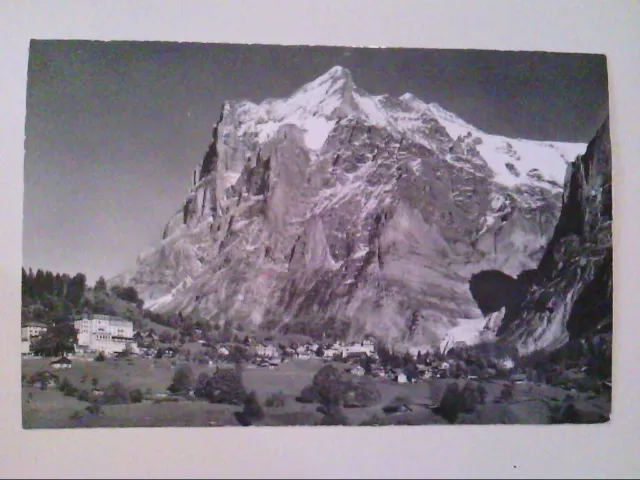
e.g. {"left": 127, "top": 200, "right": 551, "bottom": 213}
{"left": 496, "top": 117, "right": 612, "bottom": 353}
{"left": 113, "top": 66, "right": 587, "bottom": 350}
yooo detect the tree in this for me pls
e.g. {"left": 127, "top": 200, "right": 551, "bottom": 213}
{"left": 312, "top": 365, "right": 343, "bottom": 408}
{"left": 95, "top": 276, "right": 107, "bottom": 292}
{"left": 65, "top": 273, "right": 87, "bottom": 306}
{"left": 434, "top": 383, "right": 463, "bottom": 424}
{"left": 477, "top": 383, "right": 488, "bottom": 404}
{"left": 168, "top": 364, "right": 194, "bottom": 394}
{"left": 315, "top": 345, "right": 325, "bottom": 358}
{"left": 242, "top": 391, "right": 265, "bottom": 421}
{"left": 203, "top": 368, "right": 247, "bottom": 405}
{"left": 102, "top": 381, "right": 129, "bottom": 405}
{"left": 159, "top": 331, "right": 173, "bottom": 344}
{"left": 194, "top": 372, "right": 210, "bottom": 398}
{"left": 319, "top": 404, "right": 349, "bottom": 426}
{"left": 219, "top": 322, "right": 234, "bottom": 343}
{"left": 129, "top": 389, "right": 144, "bottom": 403}
{"left": 32, "top": 322, "right": 78, "bottom": 357}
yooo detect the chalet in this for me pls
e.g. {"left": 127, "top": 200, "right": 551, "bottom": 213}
{"left": 323, "top": 347, "right": 342, "bottom": 359}
{"left": 256, "top": 343, "right": 279, "bottom": 358}
{"left": 344, "top": 340, "right": 376, "bottom": 357}
{"left": 51, "top": 357, "right": 72, "bottom": 370}
{"left": 388, "top": 369, "right": 408, "bottom": 384}
{"left": 21, "top": 322, "right": 48, "bottom": 342}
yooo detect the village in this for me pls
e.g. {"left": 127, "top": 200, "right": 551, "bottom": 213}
{"left": 22, "top": 314, "right": 534, "bottom": 385}
{"left": 21, "top": 313, "right": 612, "bottom": 428}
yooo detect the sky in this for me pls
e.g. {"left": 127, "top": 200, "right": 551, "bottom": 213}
{"left": 23, "top": 41, "right": 609, "bottom": 284}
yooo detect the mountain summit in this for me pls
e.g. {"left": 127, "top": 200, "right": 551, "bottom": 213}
{"left": 113, "top": 66, "right": 588, "bottom": 351}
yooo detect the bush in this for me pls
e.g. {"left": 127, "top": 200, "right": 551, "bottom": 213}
{"left": 318, "top": 405, "right": 349, "bottom": 426}
{"left": 58, "top": 377, "right": 73, "bottom": 393}
{"left": 168, "top": 364, "right": 194, "bottom": 394}
{"left": 265, "top": 391, "right": 286, "bottom": 408}
{"left": 94, "top": 352, "right": 106, "bottom": 362}
{"left": 498, "top": 383, "right": 515, "bottom": 403}
{"left": 460, "top": 382, "right": 480, "bottom": 413}
{"left": 129, "top": 388, "right": 144, "bottom": 404}
{"left": 70, "top": 410, "right": 84, "bottom": 420}
{"left": 477, "top": 383, "right": 488, "bottom": 404}
{"left": 86, "top": 402, "right": 102, "bottom": 415}
{"left": 296, "top": 385, "right": 318, "bottom": 404}
{"left": 194, "top": 372, "right": 210, "bottom": 398}
{"left": 102, "top": 381, "right": 129, "bottom": 405}
{"left": 434, "top": 383, "right": 463, "bottom": 424}
{"left": 59, "top": 378, "right": 78, "bottom": 397}
{"left": 342, "top": 378, "right": 381, "bottom": 408}
{"left": 242, "top": 391, "right": 265, "bottom": 421}
{"left": 312, "top": 365, "right": 343, "bottom": 407}
{"left": 204, "top": 368, "right": 247, "bottom": 405}
{"left": 91, "top": 377, "right": 99, "bottom": 388}
{"left": 77, "top": 389, "right": 91, "bottom": 402}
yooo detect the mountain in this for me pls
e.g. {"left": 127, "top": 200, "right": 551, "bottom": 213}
{"left": 112, "top": 66, "right": 587, "bottom": 351}
{"left": 496, "top": 116, "right": 612, "bottom": 354}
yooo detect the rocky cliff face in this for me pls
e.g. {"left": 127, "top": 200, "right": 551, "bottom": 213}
{"left": 496, "top": 117, "right": 612, "bottom": 353}
{"left": 113, "top": 66, "right": 587, "bottom": 350}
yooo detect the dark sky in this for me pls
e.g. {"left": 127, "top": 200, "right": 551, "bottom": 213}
{"left": 23, "top": 40, "right": 609, "bottom": 283}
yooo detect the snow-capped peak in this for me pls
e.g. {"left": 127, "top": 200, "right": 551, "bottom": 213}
{"left": 229, "top": 66, "right": 586, "bottom": 187}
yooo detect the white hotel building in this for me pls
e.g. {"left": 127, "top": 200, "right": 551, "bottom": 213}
{"left": 74, "top": 314, "right": 136, "bottom": 356}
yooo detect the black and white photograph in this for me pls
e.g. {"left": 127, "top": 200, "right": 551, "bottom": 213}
{"left": 21, "top": 40, "right": 612, "bottom": 429}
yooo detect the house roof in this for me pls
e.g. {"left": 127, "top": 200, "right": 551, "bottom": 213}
{"left": 23, "top": 322, "right": 48, "bottom": 328}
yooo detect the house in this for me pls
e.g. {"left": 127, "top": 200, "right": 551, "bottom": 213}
{"left": 297, "top": 352, "right": 312, "bottom": 360}
{"left": 323, "top": 347, "right": 342, "bottom": 359}
{"left": 344, "top": 351, "right": 368, "bottom": 364}
{"left": 256, "top": 343, "right": 279, "bottom": 358}
{"left": 74, "top": 314, "right": 135, "bottom": 356}
{"left": 21, "top": 340, "right": 31, "bottom": 355}
{"left": 350, "top": 365, "right": 366, "bottom": 377}
{"left": 510, "top": 373, "right": 527, "bottom": 384}
{"left": 51, "top": 357, "right": 72, "bottom": 369}
{"left": 217, "top": 346, "right": 230, "bottom": 357}
{"left": 344, "top": 341, "right": 376, "bottom": 357}
{"left": 21, "top": 322, "right": 48, "bottom": 342}
{"left": 389, "top": 369, "right": 408, "bottom": 384}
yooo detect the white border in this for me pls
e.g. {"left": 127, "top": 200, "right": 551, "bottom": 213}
{"left": 1, "top": 1, "right": 639, "bottom": 478}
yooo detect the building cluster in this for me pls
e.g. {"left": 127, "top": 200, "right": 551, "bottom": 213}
{"left": 21, "top": 322, "right": 48, "bottom": 354}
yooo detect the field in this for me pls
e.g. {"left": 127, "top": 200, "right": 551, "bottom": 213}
{"left": 22, "top": 357, "right": 610, "bottom": 428}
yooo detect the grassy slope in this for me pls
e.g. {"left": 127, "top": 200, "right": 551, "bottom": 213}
{"left": 22, "top": 357, "right": 611, "bottom": 429}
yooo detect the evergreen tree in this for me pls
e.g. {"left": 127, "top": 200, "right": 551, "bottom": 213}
{"left": 21, "top": 268, "right": 28, "bottom": 298}
{"left": 65, "top": 273, "right": 86, "bottom": 306}
{"left": 34, "top": 269, "right": 45, "bottom": 297}
{"left": 95, "top": 276, "right": 107, "bottom": 292}
{"left": 43, "top": 270, "right": 54, "bottom": 295}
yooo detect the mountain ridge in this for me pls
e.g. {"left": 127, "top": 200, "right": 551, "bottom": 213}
{"left": 111, "top": 66, "right": 589, "bottom": 352}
